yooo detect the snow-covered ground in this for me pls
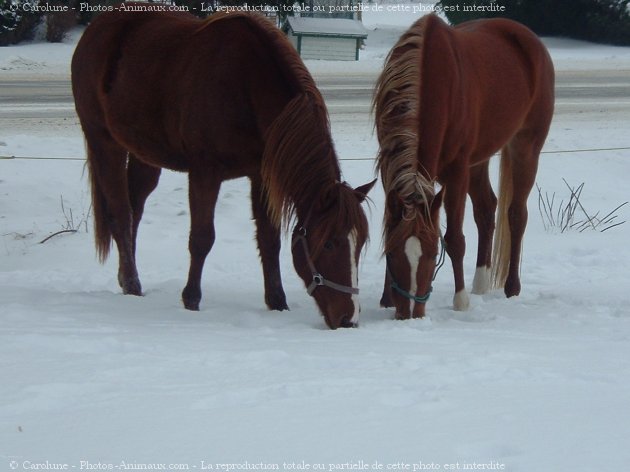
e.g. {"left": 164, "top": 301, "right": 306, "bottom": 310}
{"left": 2, "top": 3, "right": 630, "bottom": 471}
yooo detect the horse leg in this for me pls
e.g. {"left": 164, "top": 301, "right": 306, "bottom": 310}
{"left": 443, "top": 173, "right": 470, "bottom": 311}
{"left": 503, "top": 131, "right": 544, "bottom": 298}
{"left": 127, "top": 155, "right": 161, "bottom": 258}
{"left": 181, "top": 171, "right": 221, "bottom": 311}
{"left": 380, "top": 267, "right": 393, "bottom": 308}
{"left": 469, "top": 161, "right": 497, "bottom": 295}
{"left": 250, "top": 176, "right": 288, "bottom": 311}
{"left": 84, "top": 127, "right": 141, "bottom": 295}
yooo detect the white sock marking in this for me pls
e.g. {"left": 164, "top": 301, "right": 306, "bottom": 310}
{"left": 453, "top": 289, "right": 470, "bottom": 311}
{"left": 472, "top": 266, "right": 491, "bottom": 295}
{"left": 404, "top": 236, "right": 423, "bottom": 315}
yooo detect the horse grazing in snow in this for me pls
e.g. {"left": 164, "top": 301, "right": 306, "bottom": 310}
{"left": 374, "top": 14, "right": 554, "bottom": 319}
{"left": 72, "top": 9, "right": 375, "bottom": 329}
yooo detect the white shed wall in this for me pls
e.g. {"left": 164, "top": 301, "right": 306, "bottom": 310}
{"left": 296, "top": 35, "right": 359, "bottom": 61}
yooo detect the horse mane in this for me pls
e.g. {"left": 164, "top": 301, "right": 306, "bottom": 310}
{"left": 262, "top": 95, "right": 369, "bottom": 255}
{"left": 206, "top": 17, "right": 344, "bottom": 227}
{"left": 200, "top": 14, "right": 364, "bottom": 248}
{"left": 373, "top": 15, "right": 438, "bottom": 252}
{"left": 261, "top": 93, "right": 339, "bottom": 229}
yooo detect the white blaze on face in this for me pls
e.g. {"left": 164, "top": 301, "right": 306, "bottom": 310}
{"left": 348, "top": 229, "right": 360, "bottom": 324}
{"left": 404, "top": 236, "right": 422, "bottom": 314}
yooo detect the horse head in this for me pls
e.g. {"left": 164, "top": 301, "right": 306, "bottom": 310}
{"left": 384, "top": 186, "right": 443, "bottom": 319}
{"left": 291, "top": 180, "right": 375, "bottom": 329}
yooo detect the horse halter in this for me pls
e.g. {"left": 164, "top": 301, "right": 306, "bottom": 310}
{"left": 291, "top": 223, "right": 360, "bottom": 297}
{"left": 386, "top": 233, "right": 446, "bottom": 304}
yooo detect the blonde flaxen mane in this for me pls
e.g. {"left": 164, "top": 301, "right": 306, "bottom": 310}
{"left": 373, "top": 17, "right": 436, "bottom": 250}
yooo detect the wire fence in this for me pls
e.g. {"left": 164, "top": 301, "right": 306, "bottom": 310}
{"left": 2, "top": 146, "right": 630, "bottom": 162}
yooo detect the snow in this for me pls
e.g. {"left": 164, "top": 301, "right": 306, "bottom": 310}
{"left": 0, "top": 28, "right": 80, "bottom": 79}
{"left": 2, "top": 3, "right": 630, "bottom": 470}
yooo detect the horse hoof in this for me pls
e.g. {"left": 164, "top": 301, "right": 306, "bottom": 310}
{"left": 182, "top": 286, "right": 201, "bottom": 311}
{"left": 453, "top": 290, "right": 470, "bottom": 311}
{"left": 183, "top": 300, "right": 200, "bottom": 311}
{"left": 505, "top": 277, "right": 521, "bottom": 298}
{"left": 122, "top": 280, "right": 142, "bottom": 296}
{"left": 265, "top": 291, "right": 289, "bottom": 311}
{"left": 119, "top": 271, "right": 142, "bottom": 295}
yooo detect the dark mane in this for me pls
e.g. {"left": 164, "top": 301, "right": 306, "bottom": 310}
{"left": 196, "top": 20, "right": 352, "bottom": 237}
{"left": 261, "top": 93, "right": 340, "bottom": 230}
{"left": 206, "top": 15, "right": 368, "bottom": 251}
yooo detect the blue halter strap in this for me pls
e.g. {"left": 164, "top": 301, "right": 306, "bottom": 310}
{"left": 386, "top": 233, "right": 446, "bottom": 304}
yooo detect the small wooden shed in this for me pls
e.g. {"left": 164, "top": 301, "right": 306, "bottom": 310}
{"left": 283, "top": 17, "right": 368, "bottom": 61}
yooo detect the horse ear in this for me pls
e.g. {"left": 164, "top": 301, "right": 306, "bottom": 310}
{"left": 354, "top": 178, "right": 377, "bottom": 202}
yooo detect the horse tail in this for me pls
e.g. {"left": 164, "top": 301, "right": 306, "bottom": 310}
{"left": 86, "top": 143, "right": 113, "bottom": 263}
{"left": 491, "top": 147, "right": 513, "bottom": 289}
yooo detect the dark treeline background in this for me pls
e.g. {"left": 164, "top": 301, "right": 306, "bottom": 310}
{"left": 437, "top": 0, "right": 630, "bottom": 46}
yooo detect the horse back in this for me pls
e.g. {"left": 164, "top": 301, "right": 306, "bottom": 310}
{"left": 455, "top": 17, "right": 555, "bottom": 105}
{"left": 71, "top": 10, "right": 196, "bottom": 117}
{"left": 420, "top": 15, "right": 554, "bottom": 165}
{"left": 72, "top": 11, "right": 302, "bottom": 176}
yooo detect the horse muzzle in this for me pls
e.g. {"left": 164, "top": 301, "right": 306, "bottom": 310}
{"left": 324, "top": 313, "right": 359, "bottom": 330}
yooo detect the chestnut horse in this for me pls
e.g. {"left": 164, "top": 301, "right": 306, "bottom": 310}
{"left": 374, "top": 15, "right": 554, "bottom": 319}
{"left": 72, "top": 9, "right": 375, "bottom": 329}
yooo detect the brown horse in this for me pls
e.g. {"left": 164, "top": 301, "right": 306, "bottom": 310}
{"left": 374, "top": 14, "right": 554, "bottom": 319}
{"left": 71, "top": 8, "right": 375, "bottom": 329}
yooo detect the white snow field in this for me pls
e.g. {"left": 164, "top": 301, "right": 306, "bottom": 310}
{"left": 1, "top": 4, "right": 630, "bottom": 471}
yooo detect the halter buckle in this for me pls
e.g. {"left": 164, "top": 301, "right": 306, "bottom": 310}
{"left": 313, "top": 273, "right": 324, "bottom": 286}
{"left": 297, "top": 214, "right": 358, "bottom": 297}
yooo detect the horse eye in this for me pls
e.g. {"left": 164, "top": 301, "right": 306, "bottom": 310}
{"left": 324, "top": 240, "right": 334, "bottom": 250}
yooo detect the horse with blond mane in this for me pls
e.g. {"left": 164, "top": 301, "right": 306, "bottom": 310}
{"left": 374, "top": 14, "right": 554, "bottom": 319}
{"left": 72, "top": 8, "right": 374, "bottom": 329}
